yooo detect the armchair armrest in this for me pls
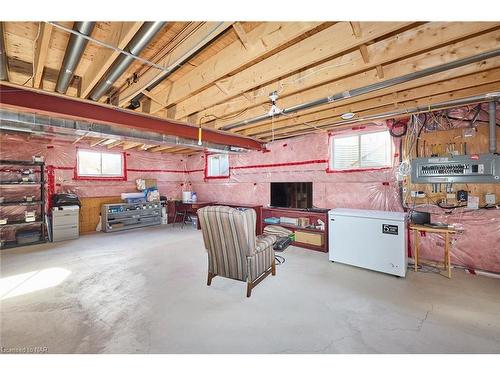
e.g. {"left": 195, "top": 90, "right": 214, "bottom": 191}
{"left": 247, "top": 234, "right": 277, "bottom": 283}
{"left": 255, "top": 234, "right": 277, "bottom": 253}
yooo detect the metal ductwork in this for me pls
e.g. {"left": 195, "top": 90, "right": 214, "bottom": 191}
{"left": 0, "top": 108, "right": 247, "bottom": 154}
{"left": 221, "top": 48, "right": 500, "bottom": 131}
{"left": 489, "top": 101, "right": 497, "bottom": 154}
{"left": 0, "top": 22, "right": 8, "bottom": 81}
{"left": 89, "top": 21, "right": 166, "bottom": 101}
{"left": 56, "top": 22, "right": 95, "bottom": 94}
{"left": 125, "top": 22, "right": 230, "bottom": 110}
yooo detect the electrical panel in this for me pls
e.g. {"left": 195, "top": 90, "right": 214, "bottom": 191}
{"left": 410, "top": 153, "right": 500, "bottom": 183}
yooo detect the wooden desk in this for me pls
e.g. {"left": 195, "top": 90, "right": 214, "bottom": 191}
{"left": 410, "top": 224, "right": 457, "bottom": 278}
{"left": 166, "top": 200, "right": 214, "bottom": 228}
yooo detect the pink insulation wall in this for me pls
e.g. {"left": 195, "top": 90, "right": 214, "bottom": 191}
{"left": 185, "top": 121, "right": 499, "bottom": 274}
{"left": 1, "top": 112, "right": 499, "bottom": 273}
{"left": 0, "top": 133, "right": 187, "bottom": 200}
{"left": 187, "top": 124, "right": 402, "bottom": 212}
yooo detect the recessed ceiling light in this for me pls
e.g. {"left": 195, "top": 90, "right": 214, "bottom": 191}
{"left": 341, "top": 112, "right": 356, "bottom": 120}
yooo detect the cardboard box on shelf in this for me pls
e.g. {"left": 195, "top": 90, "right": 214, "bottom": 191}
{"left": 294, "top": 230, "right": 324, "bottom": 246}
{"left": 298, "top": 217, "right": 310, "bottom": 227}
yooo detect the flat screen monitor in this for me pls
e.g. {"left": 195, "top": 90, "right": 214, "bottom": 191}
{"left": 270, "top": 182, "right": 313, "bottom": 209}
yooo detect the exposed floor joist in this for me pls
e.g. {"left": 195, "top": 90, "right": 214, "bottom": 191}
{"left": 2, "top": 21, "right": 499, "bottom": 150}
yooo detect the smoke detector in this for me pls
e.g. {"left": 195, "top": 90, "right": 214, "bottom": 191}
{"left": 341, "top": 112, "right": 356, "bottom": 120}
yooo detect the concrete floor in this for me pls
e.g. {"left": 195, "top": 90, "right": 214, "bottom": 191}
{"left": 1, "top": 225, "right": 499, "bottom": 354}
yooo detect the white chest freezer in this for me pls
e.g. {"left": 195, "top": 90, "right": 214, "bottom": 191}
{"left": 328, "top": 208, "right": 408, "bottom": 277}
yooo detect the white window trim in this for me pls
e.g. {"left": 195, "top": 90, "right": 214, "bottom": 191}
{"left": 76, "top": 149, "right": 125, "bottom": 178}
{"left": 206, "top": 153, "right": 230, "bottom": 178}
{"left": 329, "top": 129, "right": 393, "bottom": 171}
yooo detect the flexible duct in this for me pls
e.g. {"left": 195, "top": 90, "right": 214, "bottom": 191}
{"left": 89, "top": 21, "right": 166, "bottom": 101}
{"left": 489, "top": 101, "right": 497, "bottom": 154}
{"left": 221, "top": 48, "right": 500, "bottom": 131}
{"left": 56, "top": 22, "right": 95, "bottom": 94}
{"left": 0, "top": 22, "right": 8, "bottom": 81}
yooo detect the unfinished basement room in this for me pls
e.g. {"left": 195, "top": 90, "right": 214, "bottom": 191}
{"left": 1, "top": 1, "right": 499, "bottom": 370}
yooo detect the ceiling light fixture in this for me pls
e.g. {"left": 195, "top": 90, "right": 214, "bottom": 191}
{"left": 341, "top": 112, "right": 356, "bottom": 120}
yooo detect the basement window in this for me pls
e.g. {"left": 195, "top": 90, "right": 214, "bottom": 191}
{"left": 206, "top": 153, "right": 230, "bottom": 178}
{"left": 330, "top": 130, "right": 392, "bottom": 171}
{"left": 76, "top": 150, "right": 125, "bottom": 179}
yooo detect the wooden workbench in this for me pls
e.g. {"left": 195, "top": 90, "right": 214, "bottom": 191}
{"left": 410, "top": 224, "right": 457, "bottom": 278}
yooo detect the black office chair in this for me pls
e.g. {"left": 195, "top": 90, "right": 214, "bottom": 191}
{"left": 173, "top": 201, "right": 193, "bottom": 228}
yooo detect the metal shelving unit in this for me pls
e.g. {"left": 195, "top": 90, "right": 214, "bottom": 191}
{"left": 101, "top": 202, "right": 161, "bottom": 232}
{"left": 0, "top": 159, "right": 47, "bottom": 249}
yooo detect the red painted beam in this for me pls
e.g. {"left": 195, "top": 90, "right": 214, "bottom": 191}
{"left": 0, "top": 83, "right": 263, "bottom": 150}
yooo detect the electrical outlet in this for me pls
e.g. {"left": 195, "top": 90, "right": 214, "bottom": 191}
{"left": 446, "top": 193, "right": 455, "bottom": 200}
{"left": 485, "top": 194, "right": 496, "bottom": 205}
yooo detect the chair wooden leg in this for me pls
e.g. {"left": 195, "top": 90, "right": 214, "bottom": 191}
{"left": 272, "top": 260, "right": 276, "bottom": 276}
{"left": 246, "top": 282, "right": 252, "bottom": 298}
{"left": 207, "top": 272, "right": 215, "bottom": 286}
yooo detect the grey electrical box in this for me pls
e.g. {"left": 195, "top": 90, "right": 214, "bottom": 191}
{"left": 410, "top": 153, "right": 500, "bottom": 184}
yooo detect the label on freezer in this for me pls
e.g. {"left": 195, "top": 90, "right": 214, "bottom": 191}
{"left": 382, "top": 224, "right": 398, "bottom": 235}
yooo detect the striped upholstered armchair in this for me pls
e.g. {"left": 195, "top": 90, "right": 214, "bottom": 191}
{"left": 197, "top": 206, "right": 277, "bottom": 297}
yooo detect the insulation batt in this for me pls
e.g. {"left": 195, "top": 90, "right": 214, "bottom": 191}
{"left": 1, "top": 105, "right": 499, "bottom": 273}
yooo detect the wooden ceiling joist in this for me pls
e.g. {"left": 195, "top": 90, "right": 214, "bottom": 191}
{"left": 193, "top": 22, "right": 499, "bottom": 130}
{"left": 33, "top": 22, "right": 53, "bottom": 88}
{"left": 107, "top": 140, "right": 123, "bottom": 149}
{"left": 258, "top": 80, "right": 500, "bottom": 140}
{"left": 232, "top": 22, "right": 249, "bottom": 49}
{"left": 149, "top": 145, "right": 175, "bottom": 152}
{"left": 241, "top": 57, "right": 500, "bottom": 136}
{"left": 117, "top": 22, "right": 233, "bottom": 107}
{"left": 80, "top": 22, "right": 144, "bottom": 98}
{"left": 144, "top": 22, "right": 323, "bottom": 115}
{"left": 122, "top": 141, "right": 142, "bottom": 150}
{"left": 171, "top": 22, "right": 412, "bottom": 121}
{"left": 2, "top": 21, "right": 499, "bottom": 149}
{"left": 90, "top": 138, "right": 106, "bottom": 147}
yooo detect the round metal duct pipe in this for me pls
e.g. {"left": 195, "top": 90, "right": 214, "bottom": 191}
{"left": 0, "top": 22, "right": 8, "bottom": 81}
{"left": 56, "top": 22, "right": 96, "bottom": 94}
{"left": 89, "top": 21, "right": 166, "bottom": 101}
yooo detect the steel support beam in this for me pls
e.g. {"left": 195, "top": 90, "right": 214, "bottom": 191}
{"left": 0, "top": 83, "right": 263, "bottom": 150}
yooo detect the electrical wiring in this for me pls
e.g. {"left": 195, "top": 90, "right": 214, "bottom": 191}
{"left": 22, "top": 22, "right": 42, "bottom": 87}
{"left": 436, "top": 200, "right": 467, "bottom": 210}
{"left": 275, "top": 255, "right": 286, "bottom": 265}
{"left": 197, "top": 59, "right": 357, "bottom": 123}
{"left": 280, "top": 111, "right": 325, "bottom": 133}
{"left": 198, "top": 108, "right": 250, "bottom": 127}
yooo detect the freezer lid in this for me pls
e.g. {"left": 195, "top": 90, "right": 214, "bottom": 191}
{"left": 328, "top": 208, "right": 407, "bottom": 222}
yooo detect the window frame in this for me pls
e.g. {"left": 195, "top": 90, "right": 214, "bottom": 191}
{"left": 74, "top": 149, "right": 127, "bottom": 181}
{"left": 328, "top": 129, "right": 393, "bottom": 173}
{"left": 204, "top": 153, "right": 230, "bottom": 179}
